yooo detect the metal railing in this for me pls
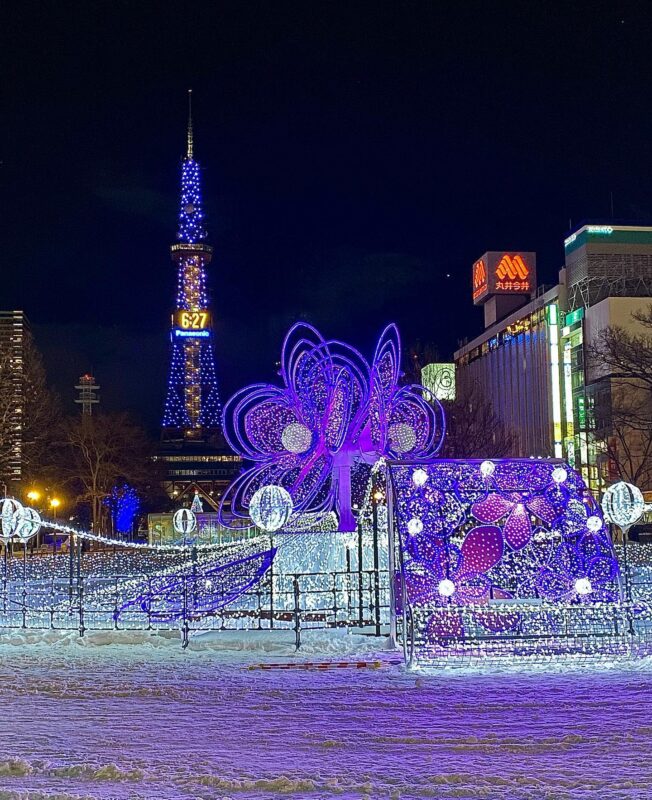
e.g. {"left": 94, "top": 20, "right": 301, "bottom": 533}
{"left": 400, "top": 601, "right": 645, "bottom": 668}
{"left": 0, "top": 567, "right": 391, "bottom": 650}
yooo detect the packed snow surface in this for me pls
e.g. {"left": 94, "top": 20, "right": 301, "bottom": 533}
{"left": 1, "top": 629, "right": 652, "bottom": 798}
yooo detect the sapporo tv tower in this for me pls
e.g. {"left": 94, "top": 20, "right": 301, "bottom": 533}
{"left": 159, "top": 92, "right": 240, "bottom": 505}
{"left": 162, "top": 90, "right": 221, "bottom": 441}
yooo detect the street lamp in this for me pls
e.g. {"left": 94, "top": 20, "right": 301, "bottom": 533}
{"left": 27, "top": 491, "right": 42, "bottom": 548}
{"left": 49, "top": 498, "right": 61, "bottom": 559}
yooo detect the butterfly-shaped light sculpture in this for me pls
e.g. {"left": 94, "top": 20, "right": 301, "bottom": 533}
{"left": 219, "top": 323, "right": 445, "bottom": 531}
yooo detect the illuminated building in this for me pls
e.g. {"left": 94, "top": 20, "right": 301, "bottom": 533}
{"left": 0, "top": 310, "right": 27, "bottom": 483}
{"left": 564, "top": 224, "right": 652, "bottom": 308}
{"left": 159, "top": 92, "right": 241, "bottom": 501}
{"left": 563, "top": 224, "right": 652, "bottom": 492}
{"left": 161, "top": 91, "right": 221, "bottom": 439}
{"left": 456, "top": 251, "right": 563, "bottom": 459}
{"left": 472, "top": 251, "right": 536, "bottom": 326}
{"left": 455, "top": 226, "right": 652, "bottom": 494}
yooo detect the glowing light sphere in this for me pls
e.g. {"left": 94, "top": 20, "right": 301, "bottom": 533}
{"left": 0, "top": 498, "right": 23, "bottom": 542}
{"left": 574, "top": 577, "right": 592, "bottom": 596}
{"left": 388, "top": 422, "right": 417, "bottom": 453}
{"left": 281, "top": 422, "right": 312, "bottom": 454}
{"left": 586, "top": 515, "right": 603, "bottom": 533}
{"left": 552, "top": 467, "right": 568, "bottom": 484}
{"left": 438, "top": 579, "right": 456, "bottom": 598}
{"left": 172, "top": 508, "right": 197, "bottom": 535}
{"left": 407, "top": 517, "right": 424, "bottom": 535}
{"left": 602, "top": 482, "right": 645, "bottom": 528}
{"left": 412, "top": 468, "right": 429, "bottom": 487}
{"left": 480, "top": 460, "right": 495, "bottom": 478}
{"left": 249, "top": 485, "right": 293, "bottom": 532}
{"left": 14, "top": 506, "right": 41, "bottom": 543}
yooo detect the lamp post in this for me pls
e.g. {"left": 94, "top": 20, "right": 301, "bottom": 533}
{"left": 50, "top": 498, "right": 61, "bottom": 562}
{"left": 26, "top": 491, "right": 41, "bottom": 548}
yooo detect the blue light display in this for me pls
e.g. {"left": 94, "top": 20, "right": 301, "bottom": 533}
{"left": 177, "top": 158, "right": 206, "bottom": 245}
{"left": 391, "top": 459, "right": 621, "bottom": 651}
{"left": 104, "top": 484, "right": 140, "bottom": 535}
{"left": 162, "top": 106, "right": 222, "bottom": 433}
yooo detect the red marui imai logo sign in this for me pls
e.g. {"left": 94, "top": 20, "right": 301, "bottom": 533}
{"left": 495, "top": 254, "right": 529, "bottom": 290}
{"left": 472, "top": 259, "right": 488, "bottom": 301}
{"left": 472, "top": 251, "right": 536, "bottom": 305}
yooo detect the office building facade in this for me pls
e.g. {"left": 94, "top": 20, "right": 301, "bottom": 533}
{"left": 0, "top": 310, "right": 28, "bottom": 483}
{"left": 456, "top": 257, "right": 564, "bottom": 460}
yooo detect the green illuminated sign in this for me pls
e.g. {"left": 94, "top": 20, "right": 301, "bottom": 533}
{"left": 564, "top": 308, "right": 584, "bottom": 327}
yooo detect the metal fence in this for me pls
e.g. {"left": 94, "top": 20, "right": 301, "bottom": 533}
{"left": 399, "top": 601, "right": 649, "bottom": 668}
{"left": 0, "top": 561, "right": 391, "bottom": 649}
{"left": 8, "top": 539, "right": 652, "bottom": 664}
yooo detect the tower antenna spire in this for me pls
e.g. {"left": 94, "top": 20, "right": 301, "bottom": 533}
{"left": 187, "top": 88, "right": 194, "bottom": 159}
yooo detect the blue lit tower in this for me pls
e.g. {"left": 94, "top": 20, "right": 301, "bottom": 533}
{"left": 162, "top": 91, "right": 222, "bottom": 442}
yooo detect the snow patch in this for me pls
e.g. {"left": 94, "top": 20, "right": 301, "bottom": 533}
{"left": 0, "top": 626, "right": 392, "bottom": 659}
{"left": 189, "top": 627, "right": 392, "bottom": 656}
{"left": 3, "top": 628, "right": 652, "bottom": 798}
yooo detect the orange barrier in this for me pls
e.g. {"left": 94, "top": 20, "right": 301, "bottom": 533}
{"left": 248, "top": 659, "right": 401, "bottom": 671}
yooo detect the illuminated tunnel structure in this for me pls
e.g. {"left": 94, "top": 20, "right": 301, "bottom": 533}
{"left": 389, "top": 459, "right": 627, "bottom": 665}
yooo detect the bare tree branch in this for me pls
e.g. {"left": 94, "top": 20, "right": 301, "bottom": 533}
{"left": 58, "top": 413, "right": 161, "bottom": 532}
{"left": 440, "top": 380, "right": 515, "bottom": 459}
{"left": 588, "top": 308, "right": 652, "bottom": 488}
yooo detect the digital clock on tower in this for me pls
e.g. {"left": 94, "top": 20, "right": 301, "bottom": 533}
{"left": 173, "top": 310, "right": 211, "bottom": 330}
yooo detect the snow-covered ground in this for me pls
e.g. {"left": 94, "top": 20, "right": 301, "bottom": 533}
{"left": 2, "top": 629, "right": 652, "bottom": 799}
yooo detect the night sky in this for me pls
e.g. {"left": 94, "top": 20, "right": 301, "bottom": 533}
{"left": 3, "top": 2, "right": 652, "bottom": 430}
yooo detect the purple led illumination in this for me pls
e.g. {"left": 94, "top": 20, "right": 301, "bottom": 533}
{"left": 391, "top": 459, "right": 620, "bottom": 642}
{"left": 115, "top": 547, "right": 276, "bottom": 622}
{"left": 220, "top": 323, "right": 445, "bottom": 531}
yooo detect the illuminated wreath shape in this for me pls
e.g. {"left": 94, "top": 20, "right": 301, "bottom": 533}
{"left": 219, "top": 323, "right": 445, "bottom": 531}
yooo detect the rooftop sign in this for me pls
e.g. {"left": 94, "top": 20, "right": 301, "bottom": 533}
{"left": 564, "top": 225, "right": 614, "bottom": 248}
{"left": 563, "top": 224, "right": 652, "bottom": 252}
{"left": 472, "top": 252, "right": 536, "bottom": 305}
